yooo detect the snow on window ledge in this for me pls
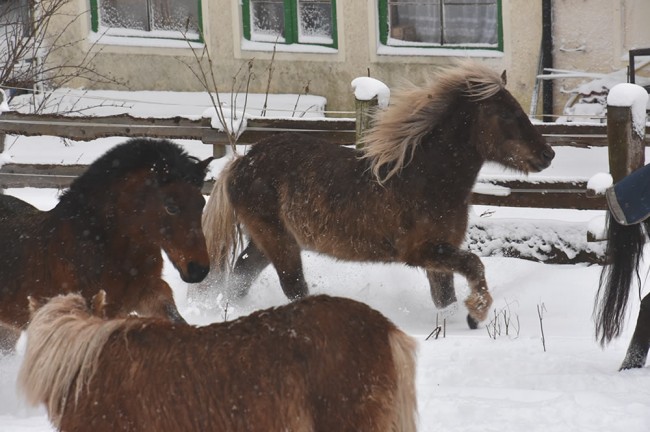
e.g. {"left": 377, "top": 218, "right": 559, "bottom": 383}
{"left": 89, "top": 29, "right": 203, "bottom": 50}
{"left": 241, "top": 39, "right": 337, "bottom": 54}
{"left": 377, "top": 44, "right": 503, "bottom": 58}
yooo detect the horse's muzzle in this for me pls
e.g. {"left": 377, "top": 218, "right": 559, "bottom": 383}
{"left": 183, "top": 261, "right": 210, "bottom": 283}
{"left": 532, "top": 146, "right": 555, "bottom": 171}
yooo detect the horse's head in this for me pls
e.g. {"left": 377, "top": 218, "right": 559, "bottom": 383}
{"left": 472, "top": 84, "right": 555, "bottom": 173}
{"left": 28, "top": 290, "right": 107, "bottom": 321}
{"left": 151, "top": 157, "right": 213, "bottom": 284}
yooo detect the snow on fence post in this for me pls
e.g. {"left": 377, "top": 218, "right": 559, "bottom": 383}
{"left": 351, "top": 77, "right": 390, "bottom": 148}
{"left": 606, "top": 83, "right": 648, "bottom": 182}
{"left": 0, "top": 89, "right": 9, "bottom": 153}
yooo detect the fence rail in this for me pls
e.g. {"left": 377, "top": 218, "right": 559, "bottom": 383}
{"left": 0, "top": 112, "right": 636, "bottom": 211}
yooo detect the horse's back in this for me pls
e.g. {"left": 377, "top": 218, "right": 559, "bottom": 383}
{"left": 67, "top": 295, "right": 417, "bottom": 431}
{"left": 0, "top": 194, "right": 39, "bottom": 220}
{"left": 229, "top": 132, "right": 363, "bottom": 193}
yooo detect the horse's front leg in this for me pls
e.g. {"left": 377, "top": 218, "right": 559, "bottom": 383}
{"left": 426, "top": 270, "right": 458, "bottom": 313}
{"left": 0, "top": 323, "right": 20, "bottom": 354}
{"left": 620, "top": 294, "right": 650, "bottom": 370}
{"left": 409, "top": 243, "right": 492, "bottom": 329}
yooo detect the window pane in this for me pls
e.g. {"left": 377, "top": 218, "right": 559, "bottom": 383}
{"left": 100, "top": 0, "right": 149, "bottom": 31}
{"left": 386, "top": 0, "right": 498, "bottom": 46}
{"left": 443, "top": 0, "right": 497, "bottom": 45}
{"left": 298, "top": 0, "right": 332, "bottom": 43}
{"left": 151, "top": 0, "right": 199, "bottom": 33}
{"left": 250, "top": 0, "right": 285, "bottom": 41}
{"left": 99, "top": 0, "right": 199, "bottom": 33}
{"left": 387, "top": 0, "right": 441, "bottom": 44}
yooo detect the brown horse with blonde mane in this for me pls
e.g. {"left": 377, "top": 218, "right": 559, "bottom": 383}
{"left": 0, "top": 138, "right": 212, "bottom": 350}
{"left": 19, "top": 292, "right": 418, "bottom": 432}
{"left": 201, "top": 60, "right": 555, "bottom": 329}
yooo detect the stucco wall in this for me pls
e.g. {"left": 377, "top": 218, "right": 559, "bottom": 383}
{"left": 46, "top": 0, "right": 595, "bottom": 117}
{"left": 551, "top": 0, "right": 650, "bottom": 115}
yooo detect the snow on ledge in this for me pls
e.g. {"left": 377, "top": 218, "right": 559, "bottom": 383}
{"left": 0, "top": 89, "right": 10, "bottom": 114}
{"left": 607, "top": 83, "right": 649, "bottom": 138}
{"left": 202, "top": 107, "right": 248, "bottom": 137}
{"left": 350, "top": 77, "right": 390, "bottom": 108}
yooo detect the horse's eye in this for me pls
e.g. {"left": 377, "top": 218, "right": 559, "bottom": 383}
{"left": 165, "top": 202, "right": 180, "bottom": 215}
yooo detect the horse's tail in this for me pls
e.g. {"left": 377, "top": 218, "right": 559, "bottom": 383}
{"left": 388, "top": 328, "right": 418, "bottom": 432}
{"left": 18, "top": 293, "right": 130, "bottom": 428}
{"left": 202, "top": 160, "right": 241, "bottom": 273}
{"left": 594, "top": 214, "right": 649, "bottom": 345}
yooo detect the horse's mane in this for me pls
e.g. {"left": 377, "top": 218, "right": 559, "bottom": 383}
{"left": 18, "top": 294, "right": 136, "bottom": 428}
{"left": 59, "top": 138, "right": 205, "bottom": 204}
{"left": 360, "top": 60, "right": 505, "bottom": 182}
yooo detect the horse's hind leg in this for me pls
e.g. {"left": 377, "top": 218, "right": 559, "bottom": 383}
{"left": 247, "top": 229, "right": 309, "bottom": 300}
{"left": 427, "top": 270, "right": 457, "bottom": 312}
{"left": 619, "top": 294, "right": 650, "bottom": 370}
{"left": 228, "top": 240, "right": 272, "bottom": 298}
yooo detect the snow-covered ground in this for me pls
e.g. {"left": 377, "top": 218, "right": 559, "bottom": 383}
{"left": 1, "top": 90, "right": 649, "bottom": 431}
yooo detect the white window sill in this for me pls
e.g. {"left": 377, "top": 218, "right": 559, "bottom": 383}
{"left": 241, "top": 39, "right": 338, "bottom": 54}
{"left": 377, "top": 45, "right": 503, "bottom": 58}
{"left": 88, "top": 32, "right": 203, "bottom": 50}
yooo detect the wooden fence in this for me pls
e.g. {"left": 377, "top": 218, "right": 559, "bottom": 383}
{"left": 0, "top": 111, "right": 615, "bottom": 210}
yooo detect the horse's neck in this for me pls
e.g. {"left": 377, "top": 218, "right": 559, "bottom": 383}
{"left": 410, "top": 124, "right": 485, "bottom": 192}
{"left": 52, "top": 203, "right": 160, "bottom": 264}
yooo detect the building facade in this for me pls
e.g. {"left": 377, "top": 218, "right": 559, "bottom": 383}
{"left": 14, "top": 0, "right": 650, "bottom": 117}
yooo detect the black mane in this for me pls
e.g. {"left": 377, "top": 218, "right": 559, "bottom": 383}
{"left": 60, "top": 138, "right": 206, "bottom": 204}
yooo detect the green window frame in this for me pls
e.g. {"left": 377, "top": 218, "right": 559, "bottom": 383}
{"left": 378, "top": 0, "right": 503, "bottom": 51}
{"left": 89, "top": 0, "right": 203, "bottom": 42}
{"left": 242, "top": 0, "right": 338, "bottom": 49}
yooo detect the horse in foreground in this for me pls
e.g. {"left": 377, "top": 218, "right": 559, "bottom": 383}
{"left": 0, "top": 138, "right": 212, "bottom": 345}
{"left": 19, "top": 292, "right": 418, "bottom": 432}
{"left": 202, "top": 60, "right": 555, "bottom": 328}
{"left": 595, "top": 164, "right": 650, "bottom": 369}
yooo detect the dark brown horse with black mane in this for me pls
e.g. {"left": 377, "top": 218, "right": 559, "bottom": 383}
{"left": 0, "top": 138, "right": 212, "bottom": 349}
{"left": 202, "top": 61, "right": 554, "bottom": 328}
{"left": 19, "top": 292, "right": 417, "bottom": 432}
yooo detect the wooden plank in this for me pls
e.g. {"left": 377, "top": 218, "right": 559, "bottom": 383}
{"left": 0, "top": 163, "right": 608, "bottom": 209}
{"left": 0, "top": 112, "right": 210, "bottom": 141}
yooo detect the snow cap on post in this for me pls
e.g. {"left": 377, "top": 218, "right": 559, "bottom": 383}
{"left": 0, "top": 89, "right": 10, "bottom": 114}
{"left": 351, "top": 77, "right": 390, "bottom": 109}
{"left": 606, "top": 83, "right": 648, "bottom": 139}
{"left": 351, "top": 77, "right": 390, "bottom": 147}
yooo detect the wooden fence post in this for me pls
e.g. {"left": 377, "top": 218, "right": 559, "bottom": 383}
{"left": 355, "top": 96, "right": 377, "bottom": 148}
{"left": 201, "top": 116, "right": 226, "bottom": 158}
{"left": 607, "top": 84, "right": 647, "bottom": 181}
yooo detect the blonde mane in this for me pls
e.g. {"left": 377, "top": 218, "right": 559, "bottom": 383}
{"left": 360, "top": 60, "right": 504, "bottom": 182}
{"left": 18, "top": 294, "right": 135, "bottom": 428}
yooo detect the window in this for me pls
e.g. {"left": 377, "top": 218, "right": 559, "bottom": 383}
{"left": 90, "top": 0, "right": 202, "bottom": 41}
{"left": 379, "top": 0, "right": 502, "bottom": 50}
{"left": 242, "top": 0, "right": 337, "bottom": 48}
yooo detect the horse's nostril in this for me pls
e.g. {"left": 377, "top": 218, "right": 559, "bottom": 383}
{"left": 186, "top": 261, "right": 209, "bottom": 283}
{"left": 543, "top": 148, "right": 555, "bottom": 162}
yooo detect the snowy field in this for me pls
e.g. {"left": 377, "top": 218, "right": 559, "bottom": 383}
{"left": 0, "top": 90, "right": 649, "bottom": 430}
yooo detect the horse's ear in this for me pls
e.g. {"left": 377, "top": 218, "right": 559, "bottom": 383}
{"left": 197, "top": 157, "right": 214, "bottom": 173}
{"left": 500, "top": 70, "right": 507, "bottom": 85}
{"left": 91, "top": 290, "right": 108, "bottom": 318}
{"left": 27, "top": 295, "right": 46, "bottom": 317}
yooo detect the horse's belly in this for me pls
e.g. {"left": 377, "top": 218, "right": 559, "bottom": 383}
{"left": 287, "top": 219, "right": 398, "bottom": 262}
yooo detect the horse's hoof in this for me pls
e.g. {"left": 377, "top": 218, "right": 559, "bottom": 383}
{"left": 466, "top": 314, "right": 479, "bottom": 330}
